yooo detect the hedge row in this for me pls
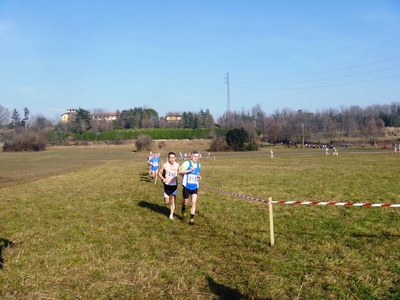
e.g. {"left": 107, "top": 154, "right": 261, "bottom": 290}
{"left": 75, "top": 128, "right": 227, "bottom": 141}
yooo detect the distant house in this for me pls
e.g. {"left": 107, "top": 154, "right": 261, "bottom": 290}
{"left": 61, "top": 108, "right": 78, "bottom": 123}
{"left": 90, "top": 112, "right": 118, "bottom": 122}
{"left": 165, "top": 114, "right": 182, "bottom": 122}
{"left": 61, "top": 109, "right": 118, "bottom": 123}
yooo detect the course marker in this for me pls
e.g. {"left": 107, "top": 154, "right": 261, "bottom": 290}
{"left": 203, "top": 186, "right": 400, "bottom": 208}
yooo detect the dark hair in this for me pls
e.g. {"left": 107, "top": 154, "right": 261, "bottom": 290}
{"left": 168, "top": 152, "right": 176, "bottom": 157}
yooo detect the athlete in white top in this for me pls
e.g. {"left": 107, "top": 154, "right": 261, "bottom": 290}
{"left": 158, "top": 152, "right": 180, "bottom": 220}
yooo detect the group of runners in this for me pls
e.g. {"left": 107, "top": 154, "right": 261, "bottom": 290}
{"left": 147, "top": 150, "right": 202, "bottom": 225}
{"left": 177, "top": 151, "right": 211, "bottom": 161}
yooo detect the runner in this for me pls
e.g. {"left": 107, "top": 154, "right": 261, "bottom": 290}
{"left": 158, "top": 152, "right": 180, "bottom": 220}
{"left": 148, "top": 152, "right": 160, "bottom": 183}
{"left": 179, "top": 150, "right": 202, "bottom": 225}
{"left": 147, "top": 150, "right": 153, "bottom": 178}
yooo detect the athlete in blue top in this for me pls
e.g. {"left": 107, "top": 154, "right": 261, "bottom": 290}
{"left": 179, "top": 150, "right": 202, "bottom": 225}
{"left": 148, "top": 153, "right": 160, "bottom": 184}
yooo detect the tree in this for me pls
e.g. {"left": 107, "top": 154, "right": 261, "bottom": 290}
{"left": 21, "top": 107, "right": 30, "bottom": 128}
{"left": 142, "top": 108, "right": 159, "bottom": 128}
{"left": 252, "top": 103, "right": 266, "bottom": 131}
{"left": 10, "top": 109, "right": 21, "bottom": 129}
{"left": 193, "top": 117, "right": 199, "bottom": 129}
{"left": 203, "top": 109, "right": 215, "bottom": 129}
{"left": 265, "top": 121, "right": 283, "bottom": 143}
{"left": 226, "top": 127, "right": 248, "bottom": 151}
{"left": 0, "top": 105, "right": 10, "bottom": 127}
{"left": 366, "top": 119, "right": 378, "bottom": 144}
{"left": 73, "top": 108, "right": 91, "bottom": 134}
{"left": 187, "top": 112, "right": 195, "bottom": 128}
{"left": 323, "top": 117, "right": 338, "bottom": 144}
{"left": 30, "top": 114, "right": 53, "bottom": 131}
{"left": 116, "top": 107, "right": 159, "bottom": 129}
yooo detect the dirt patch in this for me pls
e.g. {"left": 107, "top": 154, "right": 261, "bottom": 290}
{"left": 154, "top": 139, "right": 211, "bottom": 150}
{"left": 385, "top": 127, "right": 400, "bottom": 137}
{"left": 48, "top": 139, "right": 212, "bottom": 151}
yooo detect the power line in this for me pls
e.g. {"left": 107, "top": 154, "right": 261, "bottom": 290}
{"left": 235, "top": 65, "right": 400, "bottom": 86}
{"left": 235, "top": 56, "right": 400, "bottom": 80}
{"left": 235, "top": 74, "right": 400, "bottom": 91}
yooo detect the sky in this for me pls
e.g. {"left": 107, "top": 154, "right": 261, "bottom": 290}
{"left": 1, "top": 0, "right": 400, "bottom": 121}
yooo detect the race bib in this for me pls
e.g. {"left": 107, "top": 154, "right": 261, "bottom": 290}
{"left": 187, "top": 174, "right": 198, "bottom": 184}
{"left": 168, "top": 171, "right": 177, "bottom": 178}
{"left": 167, "top": 171, "right": 177, "bottom": 184}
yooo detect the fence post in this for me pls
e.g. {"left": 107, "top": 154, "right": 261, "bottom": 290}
{"left": 269, "top": 197, "right": 275, "bottom": 246}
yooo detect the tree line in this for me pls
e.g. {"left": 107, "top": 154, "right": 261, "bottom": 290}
{"left": 2, "top": 102, "right": 400, "bottom": 147}
{"left": 216, "top": 103, "right": 400, "bottom": 145}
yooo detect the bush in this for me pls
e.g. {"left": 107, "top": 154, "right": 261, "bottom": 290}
{"left": 209, "top": 136, "right": 229, "bottom": 152}
{"left": 135, "top": 135, "right": 153, "bottom": 151}
{"left": 246, "top": 143, "right": 259, "bottom": 151}
{"left": 226, "top": 127, "right": 248, "bottom": 151}
{"left": 3, "top": 132, "right": 47, "bottom": 152}
{"left": 73, "top": 128, "right": 226, "bottom": 141}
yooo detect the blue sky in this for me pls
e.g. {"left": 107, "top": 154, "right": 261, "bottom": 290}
{"left": 1, "top": 0, "right": 400, "bottom": 121}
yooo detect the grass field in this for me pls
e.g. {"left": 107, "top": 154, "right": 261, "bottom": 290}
{"left": 1, "top": 145, "right": 400, "bottom": 299}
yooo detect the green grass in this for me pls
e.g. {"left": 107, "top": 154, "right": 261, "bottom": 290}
{"left": 1, "top": 146, "right": 400, "bottom": 299}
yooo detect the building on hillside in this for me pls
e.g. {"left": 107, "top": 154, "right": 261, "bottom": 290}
{"left": 90, "top": 112, "right": 118, "bottom": 122}
{"left": 165, "top": 114, "right": 182, "bottom": 122}
{"left": 61, "top": 109, "right": 118, "bottom": 123}
{"left": 61, "top": 108, "right": 78, "bottom": 123}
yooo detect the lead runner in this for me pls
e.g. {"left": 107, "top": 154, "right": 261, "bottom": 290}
{"left": 179, "top": 150, "right": 202, "bottom": 225}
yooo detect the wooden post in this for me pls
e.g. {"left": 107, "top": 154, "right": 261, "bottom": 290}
{"left": 269, "top": 197, "right": 275, "bottom": 246}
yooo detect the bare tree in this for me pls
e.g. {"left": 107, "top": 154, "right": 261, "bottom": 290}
{"left": 242, "top": 122, "right": 257, "bottom": 144}
{"left": 30, "top": 114, "right": 54, "bottom": 130}
{"left": 91, "top": 108, "right": 107, "bottom": 113}
{"left": 252, "top": 103, "right": 266, "bottom": 131}
{"left": 366, "top": 119, "right": 378, "bottom": 144}
{"left": 376, "top": 118, "right": 385, "bottom": 136}
{"left": 264, "top": 121, "right": 283, "bottom": 144}
{"left": 323, "top": 117, "right": 338, "bottom": 144}
{"left": 0, "top": 105, "right": 10, "bottom": 127}
{"left": 203, "top": 109, "right": 215, "bottom": 129}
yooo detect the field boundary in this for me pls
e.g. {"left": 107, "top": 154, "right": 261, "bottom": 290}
{"left": 203, "top": 185, "right": 400, "bottom": 208}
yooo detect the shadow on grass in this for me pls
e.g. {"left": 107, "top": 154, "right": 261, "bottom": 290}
{"left": 139, "top": 172, "right": 153, "bottom": 182}
{"left": 206, "top": 276, "right": 268, "bottom": 300}
{"left": 0, "top": 238, "right": 14, "bottom": 269}
{"left": 351, "top": 231, "right": 400, "bottom": 238}
{"left": 138, "top": 201, "right": 169, "bottom": 217}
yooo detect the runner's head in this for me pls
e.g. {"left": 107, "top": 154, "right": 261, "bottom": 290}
{"left": 191, "top": 150, "right": 200, "bottom": 161}
{"left": 168, "top": 152, "right": 176, "bottom": 163}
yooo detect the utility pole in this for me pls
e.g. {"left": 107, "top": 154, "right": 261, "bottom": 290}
{"left": 225, "top": 73, "right": 230, "bottom": 126}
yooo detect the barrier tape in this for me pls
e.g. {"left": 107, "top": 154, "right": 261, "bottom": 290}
{"left": 202, "top": 185, "right": 400, "bottom": 208}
